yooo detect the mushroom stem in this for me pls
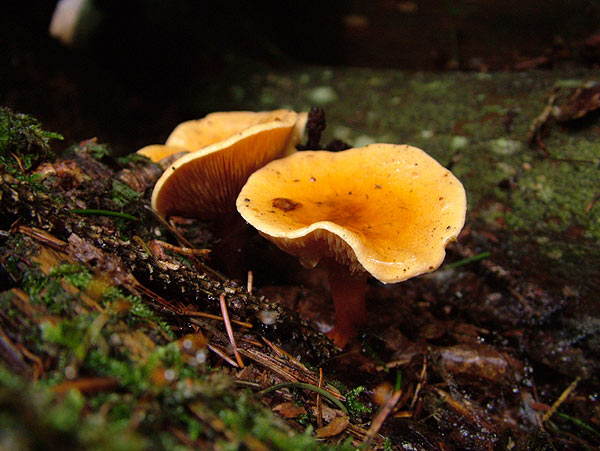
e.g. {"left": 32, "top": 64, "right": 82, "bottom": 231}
{"left": 324, "top": 259, "right": 367, "bottom": 348}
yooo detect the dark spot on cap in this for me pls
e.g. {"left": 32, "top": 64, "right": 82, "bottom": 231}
{"left": 272, "top": 197, "right": 303, "bottom": 212}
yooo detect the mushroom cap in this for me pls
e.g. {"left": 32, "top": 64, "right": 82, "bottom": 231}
{"left": 152, "top": 109, "right": 306, "bottom": 220}
{"left": 137, "top": 144, "right": 187, "bottom": 162}
{"left": 166, "top": 110, "right": 307, "bottom": 156}
{"left": 236, "top": 144, "right": 467, "bottom": 283}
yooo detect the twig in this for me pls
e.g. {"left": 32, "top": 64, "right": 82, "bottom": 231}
{"left": 219, "top": 294, "right": 244, "bottom": 368}
{"left": 262, "top": 337, "right": 308, "bottom": 371}
{"left": 259, "top": 382, "right": 348, "bottom": 414}
{"left": 410, "top": 356, "right": 427, "bottom": 409}
{"left": 10, "top": 152, "right": 25, "bottom": 172}
{"left": 0, "top": 324, "right": 30, "bottom": 375}
{"left": 12, "top": 225, "right": 68, "bottom": 249}
{"left": 444, "top": 251, "right": 490, "bottom": 269}
{"left": 15, "top": 342, "right": 44, "bottom": 381}
{"left": 237, "top": 347, "right": 300, "bottom": 383}
{"left": 207, "top": 343, "right": 239, "bottom": 368}
{"left": 541, "top": 376, "right": 581, "bottom": 424}
{"left": 132, "top": 235, "right": 154, "bottom": 256}
{"left": 150, "top": 239, "right": 210, "bottom": 257}
{"left": 363, "top": 389, "right": 403, "bottom": 448}
{"left": 52, "top": 377, "right": 120, "bottom": 395}
{"left": 555, "top": 412, "right": 600, "bottom": 437}
{"left": 183, "top": 310, "right": 253, "bottom": 329}
{"left": 585, "top": 193, "right": 600, "bottom": 213}
{"left": 317, "top": 367, "right": 324, "bottom": 428}
{"left": 70, "top": 208, "right": 138, "bottom": 221}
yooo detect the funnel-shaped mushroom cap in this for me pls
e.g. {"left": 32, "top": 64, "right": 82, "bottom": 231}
{"left": 166, "top": 110, "right": 307, "bottom": 156}
{"left": 138, "top": 109, "right": 307, "bottom": 163}
{"left": 137, "top": 144, "right": 187, "bottom": 162}
{"left": 236, "top": 144, "right": 466, "bottom": 283}
{"left": 152, "top": 109, "right": 307, "bottom": 220}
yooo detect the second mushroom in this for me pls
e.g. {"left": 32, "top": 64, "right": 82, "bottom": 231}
{"left": 149, "top": 109, "right": 307, "bottom": 275}
{"left": 236, "top": 144, "right": 467, "bottom": 347}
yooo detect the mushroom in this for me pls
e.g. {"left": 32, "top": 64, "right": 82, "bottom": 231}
{"left": 137, "top": 109, "right": 306, "bottom": 162}
{"left": 137, "top": 144, "right": 187, "bottom": 163}
{"left": 236, "top": 144, "right": 466, "bottom": 347}
{"left": 151, "top": 109, "right": 307, "bottom": 275}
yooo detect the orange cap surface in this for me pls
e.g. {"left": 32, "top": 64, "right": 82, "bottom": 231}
{"left": 236, "top": 144, "right": 467, "bottom": 283}
{"left": 137, "top": 144, "right": 187, "bottom": 162}
{"left": 152, "top": 110, "right": 307, "bottom": 220}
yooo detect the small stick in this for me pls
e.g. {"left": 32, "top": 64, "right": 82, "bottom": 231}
{"left": 585, "top": 193, "right": 600, "bottom": 213}
{"left": 15, "top": 342, "right": 44, "bottom": 381}
{"left": 239, "top": 337, "right": 262, "bottom": 347}
{"left": 13, "top": 225, "right": 68, "bottom": 249}
{"left": 183, "top": 310, "right": 252, "bottom": 329}
{"left": 219, "top": 294, "right": 244, "bottom": 368}
{"left": 150, "top": 239, "right": 210, "bottom": 257}
{"left": 410, "top": 356, "right": 427, "bottom": 409}
{"left": 70, "top": 209, "right": 138, "bottom": 221}
{"left": 541, "top": 376, "right": 581, "bottom": 424}
{"left": 207, "top": 343, "right": 239, "bottom": 368}
{"left": 10, "top": 152, "right": 25, "bottom": 172}
{"left": 259, "top": 382, "right": 347, "bottom": 414}
{"left": 316, "top": 367, "right": 324, "bottom": 428}
{"left": 262, "top": 337, "right": 309, "bottom": 371}
{"left": 52, "top": 377, "right": 120, "bottom": 395}
{"left": 247, "top": 270, "right": 254, "bottom": 295}
{"left": 363, "top": 389, "right": 403, "bottom": 447}
{"left": 444, "top": 251, "right": 490, "bottom": 270}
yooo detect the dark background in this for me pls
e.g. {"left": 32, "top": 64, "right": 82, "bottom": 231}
{"left": 2, "top": 1, "right": 599, "bottom": 153}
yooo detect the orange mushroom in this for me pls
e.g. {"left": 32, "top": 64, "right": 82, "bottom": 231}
{"left": 137, "top": 144, "right": 187, "bottom": 162}
{"left": 137, "top": 109, "right": 306, "bottom": 162}
{"left": 151, "top": 109, "right": 307, "bottom": 275}
{"left": 236, "top": 144, "right": 466, "bottom": 347}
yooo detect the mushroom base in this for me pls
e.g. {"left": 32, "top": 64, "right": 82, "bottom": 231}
{"left": 324, "top": 259, "right": 367, "bottom": 348}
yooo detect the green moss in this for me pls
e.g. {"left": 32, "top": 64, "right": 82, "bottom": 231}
{"left": 23, "top": 265, "right": 79, "bottom": 316}
{"left": 85, "top": 349, "right": 149, "bottom": 391}
{"left": 41, "top": 313, "right": 98, "bottom": 365}
{"left": 78, "top": 139, "right": 112, "bottom": 160}
{"left": 0, "top": 365, "right": 148, "bottom": 450}
{"left": 343, "top": 386, "right": 371, "bottom": 419}
{"left": 116, "top": 153, "right": 150, "bottom": 165}
{"left": 0, "top": 107, "right": 62, "bottom": 172}
{"left": 101, "top": 286, "right": 174, "bottom": 338}
{"left": 49, "top": 263, "right": 93, "bottom": 290}
{"left": 111, "top": 180, "right": 142, "bottom": 208}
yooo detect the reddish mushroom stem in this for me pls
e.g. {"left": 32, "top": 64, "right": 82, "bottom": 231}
{"left": 323, "top": 259, "right": 368, "bottom": 347}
